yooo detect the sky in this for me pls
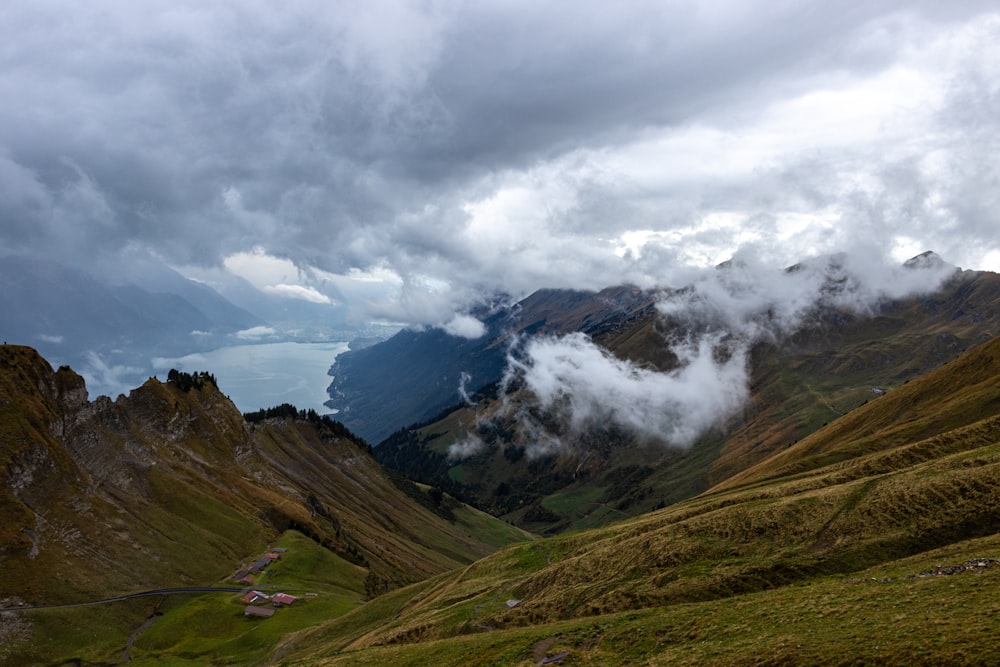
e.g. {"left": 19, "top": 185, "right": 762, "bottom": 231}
{"left": 1, "top": 0, "right": 998, "bottom": 331}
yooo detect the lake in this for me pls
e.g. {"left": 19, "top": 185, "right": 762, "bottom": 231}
{"left": 155, "top": 341, "right": 349, "bottom": 414}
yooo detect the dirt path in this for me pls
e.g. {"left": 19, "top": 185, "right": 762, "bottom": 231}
{"left": 121, "top": 612, "right": 159, "bottom": 664}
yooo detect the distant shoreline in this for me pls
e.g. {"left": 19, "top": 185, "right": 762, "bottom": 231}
{"left": 153, "top": 341, "right": 350, "bottom": 414}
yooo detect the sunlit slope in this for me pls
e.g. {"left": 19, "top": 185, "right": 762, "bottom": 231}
{"left": 249, "top": 419, "right": 533, "bottom": 583}
{"left": 277, "top": 336, "right": 1000, "bottom": 664}
{"left": 269, "top": 538, "right": 1000, "bottom": 665}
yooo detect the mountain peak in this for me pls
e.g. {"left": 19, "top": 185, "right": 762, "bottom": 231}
{"left": 903, "top": 250, "right": 951, "bottom": 270}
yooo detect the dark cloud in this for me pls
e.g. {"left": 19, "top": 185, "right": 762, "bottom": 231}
{"left": 0, "top": 1, "right": 997, "bottom": 326}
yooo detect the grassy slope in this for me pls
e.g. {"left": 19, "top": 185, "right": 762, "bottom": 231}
{"left": 125, "top": 530, "right": 368, "bottom": 667}
{"left": 281, "top": 537, "right": 1000, "bottom": 666}
{"left": 715, "top": 331, "right": 1000, "bottom": 492}
{"left": 0, "top": 346, "right": 532, "bottom": 664}
{"left": 5, "top": 530, "right": 366, "bottom": 666}
{"left": 710, "top": 268, "right": 1000, "bottom": 484}
{"left": 275, "top": 336, "right": 1000, "bottom": 665}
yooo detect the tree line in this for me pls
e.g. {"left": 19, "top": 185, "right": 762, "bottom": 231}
{"left": 166, "top": 368, "right": 217, "bottom": 391}
{"left": 242, "top": 402, "right": 367, "bottom": 447}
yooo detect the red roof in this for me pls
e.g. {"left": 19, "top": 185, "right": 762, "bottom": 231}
{"left": 240, "top": 591, "right": 269, "bottom": 605}
{"left": 266, "top": 552, "right": 281, "bottom": 560}
{"left": 272, "top": 593, "right": 298, "bottom": 605}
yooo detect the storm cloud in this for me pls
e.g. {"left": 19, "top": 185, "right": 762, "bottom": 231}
{"left": 1, "top": 1, "right": 998, "bottom": 328}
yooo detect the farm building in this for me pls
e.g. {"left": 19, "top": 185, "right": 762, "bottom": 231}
{"left": 244, "top": 605, "right": 275, "bottom": 618}
{"left": 240, "top": 591, "right": 270, "bottom": 605}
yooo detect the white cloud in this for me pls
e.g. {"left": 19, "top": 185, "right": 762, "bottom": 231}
{"left": 222, "top": 247, "right": 338, "bottom": 305}
{"left": 457, "top": 371, "right": 474, "bottom": 404}
{"left": 438, "top": 314, "right": 486, "bottom": 339}
{"left": 448, "top": 435, "right": 485, "bottom": 460}
{"left": 263, "top": 283, "right": 333, "bottom": 304}
{"left": 504, "top": 332, "right": 749, "bottom": 451}
{"left": 234, "top": 326, "right": 277, "bottom": 340}
{"left": 655, "top": 246, "right": 956, "bottom": 341}
{"left": 494, "top": 246, "right": 956, "bottom": 454}
{"left": 223, "top": 248, "right": 301, "bottom": 291}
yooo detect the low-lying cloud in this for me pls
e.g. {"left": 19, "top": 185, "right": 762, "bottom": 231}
{"left": 460, "top": 250, "right": 958, "bottom": 458}
{"left": 438, "top": 314, "right": 487, "bottom": 340}
{"left": 447, "top": 434, "right": 486, "bottom": 460}
{"left": 655, "top": 248, "right": 957, "bottom": 342}
{"left": 505, "top": 332, "right": 749, "bottom": 449}
{"left": 263, "top": 283, "right": 334, "bottom": 305}
{"left": 234, "top": 326, "right": 278, "bottom": 340}
{"left": 457, "top": 371, "right": 475, "bottom": 405}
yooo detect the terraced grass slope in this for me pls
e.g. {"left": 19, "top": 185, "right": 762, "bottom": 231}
{"left": 0, "top": 345, "right": 531, "bottom": 664}
{"left": 276, "top": 335, "right": 1000, "bottom": 665}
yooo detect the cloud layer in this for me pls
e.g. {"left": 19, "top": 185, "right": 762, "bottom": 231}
{"left": 4, "top": 1, "right": 995, "bottom": 415}
{"left": 477, "top": 252, "right": 955, "bottom": 456}
{"left": 1, "top": 1, "right": 997, "bottom": 328}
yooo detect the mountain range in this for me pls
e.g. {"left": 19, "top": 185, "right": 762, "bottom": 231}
{"left": 325, "top": 285, "right": 656, "bottom": 444}
{"left": 1, "top": 252, "right": 999, "bottom": 664}
{"left": 0, "top": 256, "right": 263, "bottom": 357}
{"left": 357, "top": 256, "right": 1000, "bottom": 534}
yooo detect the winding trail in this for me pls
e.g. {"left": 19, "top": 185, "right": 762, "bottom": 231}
{"left": 122, "top": 612, "right": 160, "bottom": 664}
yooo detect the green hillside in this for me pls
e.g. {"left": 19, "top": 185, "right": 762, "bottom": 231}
{"left": 0, "top": 345, "right": 530, "bottom": 665}
{"left": 273, "top": 335, "right": 1000, "bottom": 665}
